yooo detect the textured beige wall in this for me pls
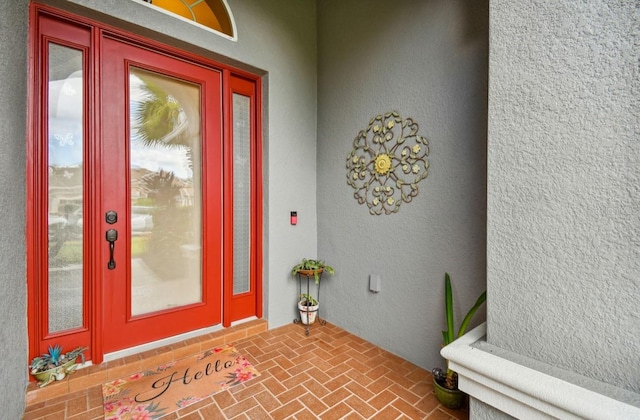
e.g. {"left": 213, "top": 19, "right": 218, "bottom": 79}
{"left": 317, "top": 0, "right": 489, "bottom": 371}
{"left": 0, "top": 0, "right": 29, "bottom": 416}
{"left": 487, "top": 0, "right": 640, "bottom": 393}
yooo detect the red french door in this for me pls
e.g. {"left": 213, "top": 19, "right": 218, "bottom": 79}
{"left": 100, "top": 37, "right": 223, "bottom": 352}
{"left": 28, "top": 5, "right": 262, "bottom": 365}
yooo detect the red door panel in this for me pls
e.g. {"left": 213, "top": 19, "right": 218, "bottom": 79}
{"left": 101, "top": 37, "right": 223, "bottom": 352}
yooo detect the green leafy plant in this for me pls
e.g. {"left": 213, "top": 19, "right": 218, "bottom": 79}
{"left": 298, "top": 293, "right": 318, "bottom": 306}
{"left": 433, "top": 272, "right": 486, "bottom": 390}
{"left": 291, "top": 258, "right": 335, "bottom": 283}
{"left": 30, "top": 345, "right": 87, "bottom": 374}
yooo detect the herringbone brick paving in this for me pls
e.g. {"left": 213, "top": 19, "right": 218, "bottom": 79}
{"left": 23, "top": 321, "right": 468, "bottom": 419}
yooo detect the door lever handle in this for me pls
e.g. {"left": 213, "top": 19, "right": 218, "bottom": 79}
{"left": 106, "top": 228, "right": 118, "bottom": 269}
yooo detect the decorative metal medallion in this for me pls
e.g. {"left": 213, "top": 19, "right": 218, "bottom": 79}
{"left": 346, "top": 111, "right": 430, "bottom": 215}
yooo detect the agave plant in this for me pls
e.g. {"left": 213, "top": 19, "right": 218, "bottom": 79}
{"left": 30, "top": 345, "right": 87, "bottom": 374}
{"left": 432, "top": 272, "right": 486, "bottom": 390}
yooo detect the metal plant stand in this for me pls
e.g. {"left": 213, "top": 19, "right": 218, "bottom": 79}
{"left": 293, "top": 270, "right": 326, "bottom": 335}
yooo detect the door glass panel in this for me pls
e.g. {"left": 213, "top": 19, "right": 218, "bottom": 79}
{"left": 232, "top": 93, "right": 251, "bottom": 295}
{"left": 129, "top": 68, "right": 202, "bottom": 316}
{"left": 47, "top": 44, "right": 84, "bottom": 333}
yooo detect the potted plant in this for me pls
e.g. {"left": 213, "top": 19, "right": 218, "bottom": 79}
{"left": 298, "top": 293, "right": 319, "bottom": 325}
{"left": 292, "top": 258, "right": 334, "bottom": 333}
{"left": 432, "top": 273, "right": 486, "bottom": 409}
{"left": 29, "top": 345, "right": 87, "bottom": 388}
{"left": 291, "top": 258, "right": 334, "bottom": 283}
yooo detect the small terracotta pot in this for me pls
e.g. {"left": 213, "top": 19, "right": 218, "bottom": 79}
{"left": 297, "top": 268, "right": 323, "bottom": 277}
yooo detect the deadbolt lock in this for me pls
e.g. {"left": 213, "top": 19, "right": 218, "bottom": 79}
{"left": 106, "top": 210, "right": 117, "bottom": 225}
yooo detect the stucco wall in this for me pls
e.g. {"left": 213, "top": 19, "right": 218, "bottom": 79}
{"left": 487, "top": 0, "right": 640, "bottom": 395}
{"left": 38, "top": 0, "right": 318, "bottom": 328}
{"left": 0, "top": 0, "right": 29, "bottom": 416}
{"left": 317, "top": 0, "right": 489, "bottom": 370}
{"left": 470, "top": 399, "right": 515, "bottom": 420}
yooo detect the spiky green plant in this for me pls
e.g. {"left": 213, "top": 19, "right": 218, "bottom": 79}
{"left": 439, "top": 272, "right": 486, "bottom": 389}
{"left": 47, "top": 345, "right": 63, "bottom": 364}
{"left": 29, "top": 345, "right": 87, "bottom": 374}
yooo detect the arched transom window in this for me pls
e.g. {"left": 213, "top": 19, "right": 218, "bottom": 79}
{"left": 144, "top": 0, "right": 235, "bottom": 39}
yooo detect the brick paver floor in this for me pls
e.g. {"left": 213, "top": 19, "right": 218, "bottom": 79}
{"left": 23, "top": 320, "right": 468, "bottom": 419}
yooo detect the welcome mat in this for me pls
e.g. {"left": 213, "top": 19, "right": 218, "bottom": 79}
{"left": 102, "top": 345, "right": 260, "bottom": 419}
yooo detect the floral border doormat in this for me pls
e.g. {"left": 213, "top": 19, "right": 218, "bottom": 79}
{"left": 102, "top": 345, "right": 260, "bottom": 419}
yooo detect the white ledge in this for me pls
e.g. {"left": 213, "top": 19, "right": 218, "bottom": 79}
{"left": 441, "top": 323, "right": 640, "bottom": 420}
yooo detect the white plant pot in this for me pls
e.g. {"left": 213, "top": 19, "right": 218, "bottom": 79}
{"left": 298, "top": 301, "right": 319, "bottom": 325}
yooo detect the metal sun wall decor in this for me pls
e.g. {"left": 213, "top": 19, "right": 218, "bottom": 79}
{"left": 346, "top": 111, "right": 430, "bottom": 215}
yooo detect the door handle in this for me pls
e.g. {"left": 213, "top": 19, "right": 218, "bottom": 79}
{"left": 106, "top": 228, "right": 118, "bottom": 269}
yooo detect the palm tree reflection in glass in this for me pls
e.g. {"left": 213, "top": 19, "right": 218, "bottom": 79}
{"left": 131, "top": 72, "right": 201, "bottom": 293}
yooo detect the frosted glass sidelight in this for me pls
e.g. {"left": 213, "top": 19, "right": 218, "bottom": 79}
{"left": 232, "top": 93, "right": 251, "bottom": 295}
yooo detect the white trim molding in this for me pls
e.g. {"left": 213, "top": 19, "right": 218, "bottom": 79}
{"left": 441, "top": 323, "right": 640, "bottom": 420}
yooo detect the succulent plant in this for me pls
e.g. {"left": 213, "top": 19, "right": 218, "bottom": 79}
{"left": 48, "top": 345, "right": 63, "bottom": 364}
{"left": 29, "top": 345, "right": 87, "bottom": 374}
